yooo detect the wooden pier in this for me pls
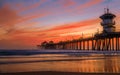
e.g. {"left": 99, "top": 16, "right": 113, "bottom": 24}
{"left": 53, "top": 32, "right": 120, "bottom": 51}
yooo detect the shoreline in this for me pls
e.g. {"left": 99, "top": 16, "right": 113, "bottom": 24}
{"left": 1, "top": 50, "right": 120, "bottom": 56}
{"left": 1, "top": 71, "right": 120, "bottom": 75}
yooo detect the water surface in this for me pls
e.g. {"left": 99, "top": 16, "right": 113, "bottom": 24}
{"left": 0, "top": 50, "right": 120, "bottom": 73}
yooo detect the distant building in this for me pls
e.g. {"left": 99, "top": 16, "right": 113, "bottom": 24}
{"left": 38, "top": 41, "right": 55, "bottom": 49}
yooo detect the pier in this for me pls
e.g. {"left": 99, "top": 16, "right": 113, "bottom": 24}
{"left": 38, "top": 8, "right": 120, "bottom": 51}
{"left": 53, "top": 32, "right": 120, "bottom": 50}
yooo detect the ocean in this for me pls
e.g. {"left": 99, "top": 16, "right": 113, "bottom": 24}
{"left": 0, "top": 50, "right": 120, "bottom": 73}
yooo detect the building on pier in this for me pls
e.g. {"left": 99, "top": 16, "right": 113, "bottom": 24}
{"left": 100, "top": 8, "right": 116, "bottom": 33}
{"left": 37, "top": 41, "right": 55, "bottom": 49}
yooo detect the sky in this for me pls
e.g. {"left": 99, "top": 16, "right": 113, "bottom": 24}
{"left": 0, "top": 0, "right": 120, "bottom": 49}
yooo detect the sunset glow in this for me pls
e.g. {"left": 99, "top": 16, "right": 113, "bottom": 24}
{"left": 0, "top": 0, "right": 120, "bottom": 49}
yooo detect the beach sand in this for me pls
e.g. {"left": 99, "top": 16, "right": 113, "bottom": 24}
{"left": 1, "top": 71, "right": 120, "bottom": 75}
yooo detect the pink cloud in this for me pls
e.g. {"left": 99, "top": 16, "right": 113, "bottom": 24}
{"left": 77, "top": 0, "right": 103, "bottom": 10}
{"left": 61, "top": 0, "right": 76, "bottom": 7}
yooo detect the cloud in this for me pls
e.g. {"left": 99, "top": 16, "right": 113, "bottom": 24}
{"left": 61, "top": 0, "right": 76, "bottom": 7}
{"left": 0, "top": 2, "right": 48, "bottom": 35}
{"left": 47, "top": 18, "right": 100, "bottom": 32}
{"left": 26, "top": 18, "right": 100, "bottom": 43}
{"left": 16, "top": 0, "right": 47, "bottom": 13}
{"left": 0, "top": 4, "right": 21, "bottom": 35}
{"left": 77, "top": 0, "right": 103, "bottom": 10}
{"left": 17, "top": 13, "right": 47, "bottom": 24}
{"left": 0, "top": 0, "right": 103, "bottom": 27}
{"left": 58, "top": 0, "right": 103, "bottom": 16}
{"left": 0, "top": 4, "right": 20, "bottom": 26}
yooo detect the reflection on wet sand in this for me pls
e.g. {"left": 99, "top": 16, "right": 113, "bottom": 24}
{"left": 78, "top": 55, "right": 120, "bottom": 73}
{"left": 0, "top": 54, "right": 120, "bottom": 73}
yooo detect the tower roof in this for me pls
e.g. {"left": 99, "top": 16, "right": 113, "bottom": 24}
{"left": 100, "top": 8, "right": 116, "bottom": 19}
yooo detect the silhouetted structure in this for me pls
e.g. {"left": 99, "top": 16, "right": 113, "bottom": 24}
{"left": 38, "top": 8, "right": 120, "bottom": 51}
{"left": 100, "top": 8, "right": 116, "bottom": 33}
{"left": 38, "top": 41, "right": 55, "bottom": 49}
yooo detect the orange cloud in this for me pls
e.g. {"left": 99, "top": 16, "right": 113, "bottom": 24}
{"left": 47, "top": 18, "right": 100, "bottom": 32}
{"left": 0, "top": 4, "right": 22, "bottom": 36}
{"left": 17, "top": 13, "right": 45, "bottom": 24}
{"left": 0, "top": 4, "right": 20, "bottom": 26}
{"left": 15, "top": 18, "right": 100, "bottom": 37}
{"left": 62, "top": 0, "right": 103, "bottom": 15}
{"left": 77, "top": 0, "right": 103, "bottom": 10}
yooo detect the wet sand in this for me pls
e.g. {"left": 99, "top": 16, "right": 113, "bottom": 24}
{"left": 1, "top": 71, "right": 120, "bottom": 75}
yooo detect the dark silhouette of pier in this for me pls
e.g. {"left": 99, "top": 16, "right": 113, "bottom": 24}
{"left": 50, "top": 32, "right": 120, "bottom": 50}
{"left": 38, "top": 8, "right": 120, "bottom": 51}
